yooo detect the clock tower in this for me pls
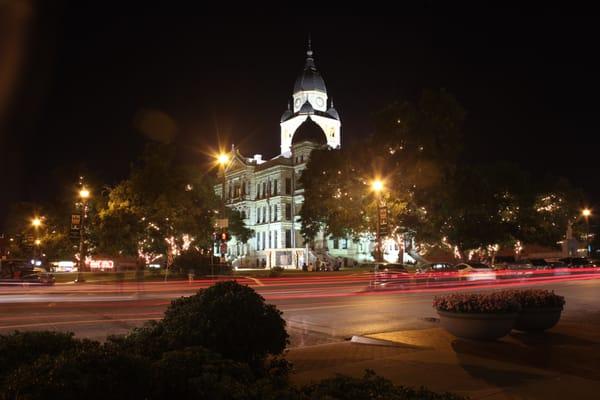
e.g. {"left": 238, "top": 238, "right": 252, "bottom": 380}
{"left": 279, "top": 40, "right": 341, "bottom": 155}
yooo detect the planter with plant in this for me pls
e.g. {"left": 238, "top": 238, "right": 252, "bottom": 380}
{"left": 433, "top": 292, "right": 520, "bottom": 340}
{"left": 507, "top": 289, "right": 565, "bottom": 332}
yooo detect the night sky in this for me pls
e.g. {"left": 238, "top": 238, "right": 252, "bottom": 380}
{"left": 1, "top": 6, "right": 599, "bottom": 230}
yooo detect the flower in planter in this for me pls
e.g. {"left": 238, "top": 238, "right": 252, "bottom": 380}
{"left": 503, "top": 289, "right": 565, "bottom": 310}
{"left": 433, "top": 292, "right": 521, "bottom": 314}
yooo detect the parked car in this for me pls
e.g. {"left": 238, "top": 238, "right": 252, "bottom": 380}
{"left": 416, "top": 263, "right": 457, "bottom": 273}
{"left": 371, "top": 263, "right": 411, "bottom": 287}
{"left": 492, "top": 256, "right": 534, "bottom": 270}
{"left": 0, "top": 260, "right": 55, "bottom": 286}
{"left": 559, "top": 257, "right": 595, "bottom": 268}
{"left": 524, "top": 258, "right": 551, "bottom": 269}
{"left": 455, "top": 262, "right": 496, "bottom": 281}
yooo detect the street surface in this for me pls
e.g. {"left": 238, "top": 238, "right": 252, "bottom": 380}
{"left": 1, "top": 269, "right": 600, "bottom": 347}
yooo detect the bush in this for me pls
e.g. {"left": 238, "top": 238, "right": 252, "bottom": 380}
{"left": 433, "top": 292, "right": 521, "bottom": 314}
{"left": 269, "top": 266, "right": 285, "bottom": 277}
{"left": 160, "top": 281, "right": 289, "bottom": 369}
{"left": 2, "top": 343, "right": 152, "bottom": 400}
{"left": 151, "top": 346, "right": 254, "bottom": 399}
{"left": 300, "top": 370, "right": 467, "bottom": 400}
{"left": 0, "top": 331, "right": 83, "bottom": 380}
{"left": 505, "top": 289, "right": 565, "bottom": 309}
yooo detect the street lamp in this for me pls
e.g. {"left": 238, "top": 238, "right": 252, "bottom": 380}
{"left": 371, "top": 179, "right": 385, "bottom": 262}
{"left": 215, "top": 152, "right": 231, "bottom": 260}
{"left": 582, "top": 208, "right": 592, "bottom": 257}
{"left": 31, "top": 217, "right": 43, "bottom": 262}
{"left": 76, "top": 188, "right": 90, "bottom": 283}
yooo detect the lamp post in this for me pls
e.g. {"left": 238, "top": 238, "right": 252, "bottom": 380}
{"left": 371, "top": 179, "right": 385, "bottom": 262}
{"left": 31, "top": 217, "right": 42, "bottom": 263}
{"left": 583, "top": 208, "right": 592, "bottom": 257}
{"left": 216, "top": 152, "right": 230, "bottom": 260}
{"left": 76, "top": 188, "right": 90, "bottom": 283}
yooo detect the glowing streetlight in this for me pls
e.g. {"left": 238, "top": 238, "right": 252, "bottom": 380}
{"left": 76, "top": 187, "right": 91, "bottom": 283}
{"left": 31, "top": 216, "right": 43, "bottom": 262}
{"left": 370, "top": 178, "right": 386, "bottom": 262}
{"left": 217, "top": 153, "right": 230, "bottom": 166}
{"left": 371, "top": 179, "right": 384, "bottom": 193}
{"left": 582, "top": 208, "right": 592, "bottom": 257}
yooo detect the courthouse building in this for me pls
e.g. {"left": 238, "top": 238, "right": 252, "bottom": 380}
{"left": 215, "top": 44, "right": 379, "bottom": 268}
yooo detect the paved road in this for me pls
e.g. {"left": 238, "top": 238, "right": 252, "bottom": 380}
{"left": 1, "top": 270, "right": 600, "bottom": 346}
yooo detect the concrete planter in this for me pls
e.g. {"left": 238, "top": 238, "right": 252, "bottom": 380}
{"left": 514, "top": 307, "right": 562, "bottom": 332}
{"left": 437, "top": 310, "right": 518, "bottom": 340}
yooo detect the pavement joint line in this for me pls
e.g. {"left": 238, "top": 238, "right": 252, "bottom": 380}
{"left": 350, "top": 335, "right": 408, "bottom": 347}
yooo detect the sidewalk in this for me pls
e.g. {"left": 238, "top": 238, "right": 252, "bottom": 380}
{"left": 286, "top": 314, "right": 600, "bottom": 399}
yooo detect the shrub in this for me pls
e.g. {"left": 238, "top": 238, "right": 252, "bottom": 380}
{"left": 505, "top": 289, "right": 565, "bottom": 309}
{"left": 2, "top": 343, "right": 152, "bottom": 400}
{"left": 160, "top": 281, "right": 289, "bottom": 369}
{"left": 433, "top": 292, "right": 521, "bottom": 314}
{"left": 0, "top": 331, "right": 83, "bottom": 380}
{"left": 150, "top": 346, "right": 253, "bottom": 399}
{"left": 269, "top": 266, "right": 285, "bottom": 277}
{"left": 300, "top": 370, "right": 467, "bottom": 400}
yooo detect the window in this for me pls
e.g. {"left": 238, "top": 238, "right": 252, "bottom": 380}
{"left": 273, "top": 179, "right": 278, "bottom": 195}
{"left": 256, "top": 184, "right": 260, "bottom": 199}
{"left": 241, "top": 209, "right": 246, "bottom": 219}
{"left": 342, "top": 239, "right": 348, "bottom": 249}
{"left": 285, "top": 178, "right": 292, "bottom": 194}
{"left": 333, "top": 238, "right": 339, "bottom": 249}
{"left": 273, "top": 205, "right": 278, "bottom": 221}
{"left": 274, "top": 231, "right": 278, "bottom": 249}
{"left": 262, "top": 232, "right": 265, "bottom": 250}
{"left": 300, "top": 155, "right": 304, "bottom": 162}
{"left": 263, "top": 206, "right": 266, "bottom": 223}
{"left": 268, "top": 231, "right": 271, "bottom": 248}
{"left": 285, "top": 203, "right": 292, "bottom": 220}
{"left": 262, "top": 182, "right": 266, "bottom": 198}
{"left": 257, "top": 208, "right": 261, "bottom": 224}
{"left": 285, "top": 230, "right": 291, "bottom": 248}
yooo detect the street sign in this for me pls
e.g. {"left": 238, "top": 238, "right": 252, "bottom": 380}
{"left": 215, "top": 218, "right": 229, "bottom": 228}
{"left": 378, "top": 205, "right": 388, "bottom": 236}
{"left": 70, "top": 213, "right": 81, "bottom": 241}
{"left": 71, "top": 214, "right": 81, "bottom": 228}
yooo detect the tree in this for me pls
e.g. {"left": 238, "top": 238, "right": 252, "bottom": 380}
{"left": 94, "top": 143, "right": 250, "bottom": 263}
{"left": 300, "top": 89, "right": 466, "bottom": 248}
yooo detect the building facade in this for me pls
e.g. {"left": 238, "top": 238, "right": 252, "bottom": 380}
{"left": 215, "top": 44, "right": 375, "bottom": 269}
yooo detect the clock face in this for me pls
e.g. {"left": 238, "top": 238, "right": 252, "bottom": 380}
{"left": 295, "top": 98, "right": 302, "bottom": 108}
{"left": 316, "top": 97, "right": 324, "bottom": 107}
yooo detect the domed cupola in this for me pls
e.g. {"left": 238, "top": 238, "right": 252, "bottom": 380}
{"left": 299, "top": 100, "right": 314, "bottom": 115}
{"left": 292, "top": 116, "right": 326, "bottom": 145}
{"left": 280, "top": 102, "right": 293, "bottom": 122}
{"left": 326, "top": 98, "right": 340, "bottom": 120}
{"left": 293, "top": 42, "right": 327, "bottom": 94}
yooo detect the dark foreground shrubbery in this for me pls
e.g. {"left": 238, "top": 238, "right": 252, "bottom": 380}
{"left": 0, "top": 281, "right": 466, "bottom": 400}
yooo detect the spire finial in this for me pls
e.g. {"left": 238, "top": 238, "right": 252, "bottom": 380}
{"left": 330, "top": 97, "right": 334, "bottom": 108}
{"left": 307, "top": 34, "right": 313, "bottom": 57}
{"left": 287, "top": 101, "right": 291, "bottom": 110}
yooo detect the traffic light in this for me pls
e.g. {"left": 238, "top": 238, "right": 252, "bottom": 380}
{"left": 220, "top": 231, "right": 230, "bottom": 242}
